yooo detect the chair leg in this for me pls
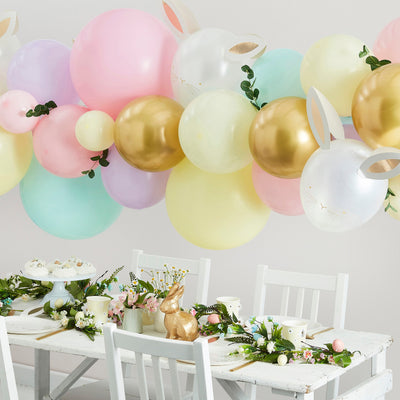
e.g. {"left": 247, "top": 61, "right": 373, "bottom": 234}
{"left": 326, "top": 378, "right": 339, "bottom": 399}
{"left": 244, "top": 382, "right": 257, "bottom": 400}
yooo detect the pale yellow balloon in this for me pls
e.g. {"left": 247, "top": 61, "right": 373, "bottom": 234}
{"left": 385, "top": 174, "right": 400, "bottom": 221}
{"left": 0, "top": 127, "right": 32, "bottom": 195}
{"left": 179, "top": 90, "right": 257, "bottom": 173}
{"left": 75, "top": 110, "right": 115, "bottom": 151}
{"left": 301, "top": 34, "right": 371, "bottom": 116}
{"left": 166, "top": 159, "right": 270, "bottom": 249}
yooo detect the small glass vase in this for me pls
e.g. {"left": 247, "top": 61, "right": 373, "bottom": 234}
{"left": 122, "top": 308, "right": 143, "bottom": 334}
{"left": 154, "top": 308, "right": 167, "bottom": 333}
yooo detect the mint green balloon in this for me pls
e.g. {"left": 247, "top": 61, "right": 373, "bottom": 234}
{"left": 252, "top": 49, "right": 305, "bottom": 105}
{"left": 20, "top": 157, "right": 122, "bottom": 239}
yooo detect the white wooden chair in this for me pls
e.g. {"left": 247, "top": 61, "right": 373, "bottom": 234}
{"left": 130, "top": 249, "right": 211, "bottom": 306}
{"left": 0, "top": 317, "right": 19, "bottom": 400}
{"left": 247, "top": 265, "right": 349, "bottom": 400}
{"left": 104, "top": 323, "right": 214, "bottom": 400}
{"left": 0, "top": 316, "right": 34, "bottom": 400}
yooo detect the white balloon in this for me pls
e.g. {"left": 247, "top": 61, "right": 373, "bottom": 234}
{"left": 300, "top": 139, "right": 388, "bottom": 232}
{"left": 179, "top": 90, "right": 256, "bottom": 174}
{"left": 171, "top": 28, "right": 263, "bottom": 107}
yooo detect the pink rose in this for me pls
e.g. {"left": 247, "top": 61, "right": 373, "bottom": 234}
{"left": 190, "top": 309, "right": 197, "bottom": 316}
{"left": 332, "top": 339, "right": 344, "bottom": 353}
{"left": 207, "top": 314, "right": 220, "bottom": 324}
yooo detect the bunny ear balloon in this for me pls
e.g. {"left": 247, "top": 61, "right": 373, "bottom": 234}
{"left": 300, "top": 88, "right": 389, "bottom": 232}
{"left": 0, "top": 11, "right": 20, "bottom": 95}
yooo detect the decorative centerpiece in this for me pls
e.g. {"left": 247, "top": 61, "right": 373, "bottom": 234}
{"left": 23, "top": 257, "right": 97, "bottom": 307}
{"left": 118, "top": 273, "right": 159, "bottom": 334}
{"left": 160, "top": 283, "right": 199, "bottom": 341}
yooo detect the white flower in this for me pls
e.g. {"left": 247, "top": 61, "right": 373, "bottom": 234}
{"left": 75, "top": 311, "right": 85, "bottom": 321}
{"left": 60, "top": 317, "right": 69, "bottom": 327}
{"left": 75, "top": 319, "right": 86, "bottom": 329}
{"left": 51, "top": 311, "right": 60, "bottom": 320}
{"left": 60, "top": 310, "right": 67, "bottom": 317}
{"left": 21, "top": 294, "right": 30, "bottom": 302}
{"left": 267, "top": 341, "right": 275, "bottom": 354}
{"left": 54, "top": 298, "right": 64, "bottom": 309}
{"left": 257, "top": 337, "right": 266, "bottom": 347}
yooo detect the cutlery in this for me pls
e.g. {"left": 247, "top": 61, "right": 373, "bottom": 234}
{"left": 36, "top": 328, "right": 66, "bottom": 341}
{"left": 306, "top": 327, "right": 334, "bottom": 340}
{"left": 229, "top": 360, "right": 255, "bottom": 372}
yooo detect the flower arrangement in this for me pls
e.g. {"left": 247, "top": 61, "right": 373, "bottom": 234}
{"left": 119, "top": 272, "right": 159, "bottom": 311}
{"left": 0, "top": 297, "right": 13, "bottom": 316}
{"left": 140, "top": 265, "right": 189, "bottom": 299}
{"left": 45, "top": 300, "right": 101, "bottom": 341}
{"left": 226, "top": 317, "right": 358, "bottom": 367}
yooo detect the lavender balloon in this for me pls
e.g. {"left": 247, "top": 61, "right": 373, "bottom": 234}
{"left": 101, "top": 145, "right": 170, "bottom": 209}
{"left": 7, "top": 40, "right": 79, "bottom": 106}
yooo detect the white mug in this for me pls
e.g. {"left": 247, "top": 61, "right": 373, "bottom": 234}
{"left": 281, "top": 320, "right": 308, "bottom": 349}
{"left": 86, "top": 296, "right": 111, "bottom": 324}
{"left": 216, "top": 296, "right": 241, "bottom": 318}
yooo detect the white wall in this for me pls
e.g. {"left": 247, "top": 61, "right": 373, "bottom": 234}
{"left": 1, "top": 0, "right": 399, "bottom": 398}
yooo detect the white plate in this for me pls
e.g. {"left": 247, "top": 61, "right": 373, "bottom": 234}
{"left": 23, "top": 272, "right": 95, "bottom": 282}
{"left": 5, "top": 316, "right": 60, "bottom": 335}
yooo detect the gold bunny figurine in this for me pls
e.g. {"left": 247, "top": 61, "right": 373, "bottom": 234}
{"left": 159, "top": 283, "right": 199, "bottom": 341}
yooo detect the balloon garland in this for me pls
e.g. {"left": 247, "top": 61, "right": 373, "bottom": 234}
{"left": 1, "top": 4, "right": 400, "bottom": 248}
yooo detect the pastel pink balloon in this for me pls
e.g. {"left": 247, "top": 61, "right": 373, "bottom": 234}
{"left": 344, "top": 123, "right": 362, "bottom": 141}
{"left": 373, "top": 17, "right": 400, "bottom": 63}
{"left": 0, "top": 90, "right": 39, "bottom": 133}
{"left": 70, "top": 9, "right": 178, "bottom": 118}
{"left": 33, "top": 105, "right": 99, "bottom": 178}
{"left": 252, "top": 162, "right": 304, "bottom": 216}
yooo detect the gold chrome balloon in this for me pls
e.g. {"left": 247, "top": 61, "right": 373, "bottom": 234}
{"left": 352, "top": 63, "right": 400, "bottom": 150}
{"left": 114, "top": 96, "right": 184, "bottom": 172}
{"left": 249, "top": 97, "right": 318, "bottom": 178}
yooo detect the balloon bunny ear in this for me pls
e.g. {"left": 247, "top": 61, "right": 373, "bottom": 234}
{"left": 0, "top": 11, "right": 18, "bottom": 39}
{"left": 306, "top": 87, "right": 345, "bottom": 150}
{"left": 162, "top": 0, "right": 200, "bottom": 39}
{"left": 360, "top": 148, "right": 400, "bottom": 180}
{"left": 225, "top": 34, "right": 267, "bottom": 63}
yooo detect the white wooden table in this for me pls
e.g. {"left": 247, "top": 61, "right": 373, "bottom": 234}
{"left": 8, "top": 323, "right": 393, "bottom": 400}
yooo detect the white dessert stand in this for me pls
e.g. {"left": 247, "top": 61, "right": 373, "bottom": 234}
{"left": 23, "top": 273, "right": 95, "bottom": 308}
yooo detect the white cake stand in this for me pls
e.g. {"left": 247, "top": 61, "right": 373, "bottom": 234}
{"left": 23, "top": 273, "right": 96, "bottom": 308}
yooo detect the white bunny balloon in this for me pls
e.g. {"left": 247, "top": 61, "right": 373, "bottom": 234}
{"left": 0, "top": 11, "right": 20, "bottom": 95}
{"left": 162, "top": 0, "right": 266, "bottom": 106}
{"left": 300, "top": 87, "right": 400, "bottom": 232}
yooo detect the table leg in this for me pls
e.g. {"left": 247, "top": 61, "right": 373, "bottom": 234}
{"left": 34, "top": 349, "right": 50, "bottom": 400}
{"left": 372, "top": 350, "right": 387, "bottom": 400}
{"left": 216, "top": 379, "right": 247, "bottom": 400}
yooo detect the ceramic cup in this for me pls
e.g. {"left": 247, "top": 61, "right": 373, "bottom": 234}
{"left": 86, "top": 296, "right": 111, "bottom": 324}
{"left": 281, "top": 320, "right": 308, "bottom": 349}
{"left": 216, "top": 296, "right": 241, "bottom": 318}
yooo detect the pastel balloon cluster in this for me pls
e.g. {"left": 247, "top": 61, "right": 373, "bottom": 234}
{"left": 1, "top": 3, "right": 400, "bottom": 246}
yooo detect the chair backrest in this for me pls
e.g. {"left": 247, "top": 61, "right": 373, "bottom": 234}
{"left": 0, "top": 317, "right": 19, "bottom": 400}
{"left": 131, "top": 249, "right": 211, "bottom": 305}
{"left": 104, "top": 323, "right": 214, "bottom": 400}
{"left": 252, "top": 265, "right": 349, "bottom": 329}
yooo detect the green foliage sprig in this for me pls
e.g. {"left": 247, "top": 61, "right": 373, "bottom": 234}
{"left": 0, "top": 274, "right": 52, "bottom": 302}
{"left": 226, "top": 317, "right": 357, "bottom": 367}
{"left": 43, "top": 300, "right": 101, "bottom": 341}
{"left": 385, "top": 187, "right": 397, "bottom": 213}
{"left": 192, "top": 303, "right": 246, "bottom": 336}
{"left": 359, "top": 45, "right": 391, "bottom": 71}
{"left": 66, "top": 266, "right": 124, "bottom": 301}
{"left": 26, "top": 101, "right": 57, "bottom": 117}
{"left": 240, "top": 65, "right": 267, "bottom": 110}
{"left": 81, "top": 149, "right": 110, "bottom": 179}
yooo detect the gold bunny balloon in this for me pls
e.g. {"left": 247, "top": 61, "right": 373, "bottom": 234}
{"left": 159, "top": 283, "right": 199, "bottom": 341}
